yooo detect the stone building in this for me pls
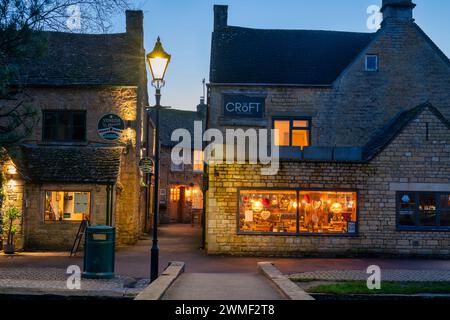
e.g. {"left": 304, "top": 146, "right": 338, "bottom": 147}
{"left": 204, "top": 1, "right": 450, "bottom": 257}
{"left": 2, "top": 11, "right": 151, "bottom": 250}
{"left": 150, "top": 100, "right": 207, "bottom": 224}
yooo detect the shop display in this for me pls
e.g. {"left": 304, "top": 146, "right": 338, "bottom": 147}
{"left": 239, "top": 190, "right": 357, "bottom": 234}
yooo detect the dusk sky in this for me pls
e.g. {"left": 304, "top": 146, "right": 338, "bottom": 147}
{"left": 111, "top": 0, "right": 450, "bottom": 110}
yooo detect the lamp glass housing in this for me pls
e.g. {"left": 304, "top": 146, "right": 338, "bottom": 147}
{"left": 147, "top": 37, "right": 171, "bottom": 84}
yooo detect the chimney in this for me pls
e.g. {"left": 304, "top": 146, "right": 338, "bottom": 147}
{"left": 126, "top": 10, "right": 144, "bottom": 39}
{"left": 197, "top": 97, "right": 207, "bottom": 116}
{"left": 214, "top": 5, "right": 228, "bottom": 31}
{"left": 381, "top": 0, "right": 416, "bottom": 21}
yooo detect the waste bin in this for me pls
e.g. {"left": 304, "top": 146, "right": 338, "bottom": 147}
{"left": 82, "top": 225, "right": 115, "bottom": 279}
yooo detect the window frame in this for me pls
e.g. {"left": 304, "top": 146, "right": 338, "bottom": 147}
{"left": 42, "top": 110, "right": 87, "bottom": 143}
{"left": 193, "top": 150, "right": 204, "bottom": 173}
{"left": 365, "top": 54, "right": 379, "bottom": 72}
{"left": 396, "top": 191, "right": 450, "bottom": 232}
{"left": 236, "top": 187, "right": 359, "bottom": 237}
{"left": 43, "top": 190, "right": 92, "bottom": 223}
{"left": 272, "top": 117, "right": 312, "bottom": 149}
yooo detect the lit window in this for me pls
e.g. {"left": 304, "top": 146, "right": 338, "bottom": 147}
{"left": 274, "top": 119, "right": 310, "bottom": 149}
{"left": 397, "top": 192, "right": 450, "bottom": 230}
{"left": 170, "top": 187, "right": 180, "bottom": 202}
{"left": 45, "top": 191, "right": 90, "bottom": 222}
{"left": 239, "top": 190, "right": 357, "bottom": 235}
{"left": 186, "top": 186, "right": 203, "bottom": 209}
{"left": 299, "top": 191, "right": 357, "bottom": 234}
{"left": 365, "top": 55, "right": 378, "bottom": 72}
{"left": 193, "top": 150, "right": 204, "bottom": 173}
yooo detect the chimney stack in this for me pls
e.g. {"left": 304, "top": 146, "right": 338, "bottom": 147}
{"left": 381, "top": 0, "right": 416, "bottom": 21}
{"left": 214, "top": 5, "right": 228, "bottom": 31}
{"left": 126, "top": 10, "right": 144, "bottom": 39}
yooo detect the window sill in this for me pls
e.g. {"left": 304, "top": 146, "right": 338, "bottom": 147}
{"left": 237, "top": 231, "right": 359, "bottom": 237}
{"left": 39, "top": 142, "right": 88, "bottom": 147}
{"left": 43, "top": 220, "right": 84, "bottom": 224}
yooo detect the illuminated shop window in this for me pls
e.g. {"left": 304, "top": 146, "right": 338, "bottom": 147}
{"left": 299, "top": 191, "right": 357, "bottom": 234}
{"left": 239, "top": 190, "right": 298, "bottom": 234}
{"left": 273, "top": 119, "right": 310, "bottom": 149}
{"left": 186, "top": 186, "right": 203, "bottom": 209}
{"left": 238, "top": 190, "right": 357, "bottom": 235}
{"left": 45, "top": 191, "right": 90, "bottom": 222}
{"left": 397, "top": 192, "right": 450, "bottom": 230}
{"left": 193, "top": 150, "right": 204, "bottom": 173}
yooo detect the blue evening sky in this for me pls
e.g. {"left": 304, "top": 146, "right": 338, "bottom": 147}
{"left": 110, "top": 0, "right": 450, "bottom": 110}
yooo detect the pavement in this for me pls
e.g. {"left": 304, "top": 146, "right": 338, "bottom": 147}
{"left": 1, "top": 224, "right": 450, "bottom": 298}
{"left": 162, "top": 273, "right": 284, "bottom": 300}
{"left": 290, "top": 269, "right": 450, "bottom": 282}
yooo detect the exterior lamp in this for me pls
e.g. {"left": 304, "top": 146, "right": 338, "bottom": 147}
{"left": 147, "top": 37, "right": 171, "bottom": 89}
{"left": 146, "top": 37, "right": 171, "bottom": 283}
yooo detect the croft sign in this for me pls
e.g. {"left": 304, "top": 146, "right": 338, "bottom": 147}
{"left": 223, "top": 95, "right": 265, "bottom": 118}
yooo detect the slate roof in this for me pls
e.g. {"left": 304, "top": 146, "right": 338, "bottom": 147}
{"left": 363, "top": 103, "right": 450, "bottom": 160}
{"left": 210, "top": 26, "right": 376, "bottom": 85}
{"left": 10, "top": 31, "right": 143, "bottom": 86}
{"left": 149, "top": 107, "right": 206, "bottom": 148}
{"left": 14, "top": 145, "right": 122, "bottom": 184}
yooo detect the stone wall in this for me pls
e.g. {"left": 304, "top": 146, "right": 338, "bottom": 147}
{"left": 24, "top": 183, "right": 108, "bottom": 251}
{"left": 205, "top": 108, "right": 450, "bottom": 257}
{"left": 208, "top": 20, "right": 450, "bottom": 147}
{"left": 10, "top": 86, "right": 146, "bottom": 249}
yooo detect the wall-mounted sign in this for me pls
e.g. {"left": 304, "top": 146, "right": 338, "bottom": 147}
{"left": 139, "top": 157, "right": 154, "bottom": 174}
{"left": 97, "top": 114, "right": 125, "bottom": 141}
{"left": 223, "top": 95, "right": 265, "bottom": 118}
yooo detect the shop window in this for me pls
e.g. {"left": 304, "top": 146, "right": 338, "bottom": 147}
{"left": 45, "top": 191, "right": 90, "bottom": 222}
{"left": 193, "top": 150, "right": 204, "bottom": 173}
{"left": 299, "top": 191, "right": 357, "bottom": 234}
{"left": 43, "top": 111, "right": 86, "bottom": 142}
{"left": 273, "top": 119, "right": 310, "bottom": 149}
{"left": 239, "top": 190, "right": 297, "bottom": 233}
{"left": 170, "top": 187, "right": 180, "bottom": 202}
{"left": 397, "top": 192, "right": 450, "bottom": 230}
{"left": 186, "top": 186, "right": 203, "bottom": 209}
{"left": 238, "top": 189, "right": 357, "bottom": 235}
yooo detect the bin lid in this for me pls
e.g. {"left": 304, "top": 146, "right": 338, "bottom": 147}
{"left": 87, "top": 225, "right": 115, "bottom": 232}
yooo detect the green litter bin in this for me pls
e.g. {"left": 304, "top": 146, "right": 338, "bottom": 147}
{"left": 82, "top": 225, "right": 115, "bottom": 279}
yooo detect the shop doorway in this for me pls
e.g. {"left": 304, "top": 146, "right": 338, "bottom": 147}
{"left": 168, "top": 185, "right": 203, "bottom": 224}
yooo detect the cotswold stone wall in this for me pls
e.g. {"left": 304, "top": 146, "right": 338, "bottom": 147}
{"left": 208, "top": 21, "right": 450, "bottom": 147}
{"left": 205, "top": 109, "right": 450, "bottom": 257}
{"left": 24, "top": 183, "right": 108, "bottom": 251}
{"left": 14, "top": 86, "right": 145, "bottom": 249}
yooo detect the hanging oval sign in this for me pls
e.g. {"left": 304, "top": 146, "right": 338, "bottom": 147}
{"left": 97, "top": 114, "right": 125, "bottom": 141}
{"left": 139, "top": 157, "right": 154, "bottom": 174}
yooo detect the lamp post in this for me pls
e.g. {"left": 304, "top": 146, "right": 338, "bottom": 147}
{"left": 146, "top": 37, "right": 171, "bottom": 282}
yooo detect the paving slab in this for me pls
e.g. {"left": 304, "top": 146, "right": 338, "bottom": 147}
{"left": 162, "top": 273, "right": 285, "bottom": 300}
{"left": 290, "top": 269, "right": 450, "bottom": 282}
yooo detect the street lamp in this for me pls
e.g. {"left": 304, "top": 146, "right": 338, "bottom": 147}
{"left": 147, "top": 36, "right": 171, "bottom": 282}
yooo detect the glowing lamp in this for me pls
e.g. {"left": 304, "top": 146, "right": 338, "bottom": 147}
{"left": 147, "top": 37, "right": 171, "bottom": 88}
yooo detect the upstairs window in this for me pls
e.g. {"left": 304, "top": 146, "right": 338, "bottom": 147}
{"left": 193, "top": 150, "right": 204, "bottom": 173}
{"left": 43, "top": 110, "right": 86, "bottom": 142}
{"left": 274, "top": 119, "right": 310, "bottom": 149}
{"left": 365, "top": 55, "right": 378, "bottom": 72}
